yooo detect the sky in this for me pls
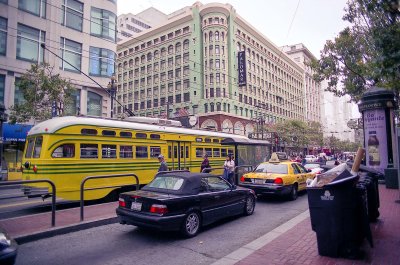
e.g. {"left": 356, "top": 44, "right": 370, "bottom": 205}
{"left": 117, "top": 0, "right": 350, "bottom": 58}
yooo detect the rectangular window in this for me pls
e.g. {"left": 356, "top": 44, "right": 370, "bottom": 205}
{"left": 136, "top": 146, "right": 148, "bottom": 158}
{"left": 17, "top": 24, "right": 45, "bottom": 63}
{"left": 205, "top": 148, "right": 212, "bottom": 157}
{"left": 0, "top": 17, "right": 7, "bottom": 56}
{"left": 32, "top": 136, "right": 43, "bottom": 158}
{"left": 120, "top": 145, "right": 133, "bottom": 158}
{"left": 221, "top": 148, "right": 227, "bottom": 157}
{"left": 89, "top": 46, "right": 116, "bottom": 77}
{"left": 80, "top": 144, "right": 98, "bottom": 158}
{"left": 213, "top": 148, "right": 220, "bottom": 157}
{"left": 102, "top": 144, "right": 116, "bottom": 158}
{"left": 0, "top": 75, "right": 4, "bottom": 104}
{"left": 60, "top": 37, "right": 82, "bottom": 72}
{"left": 91, "top": 7, "right": 117, "bottom": 42}
{"left": 52, "top": 144, "right": 75, "bottom": 158}
{"left": 150, "top": 146, "right": 161, "bottom": 158}
{"left": 25, "top": 138, "right": 35, "bottom": 158}
{"left": 62, "top": 0, "right": 83, "bottom": 31}
{"left": 14, "top": 77, "right": 25, "bottom": 105}
{"left": 18, "top": 0, "right": 46, "bottom": 18}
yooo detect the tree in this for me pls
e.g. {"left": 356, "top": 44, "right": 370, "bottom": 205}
{"left": 310, "top": 0, "right": 400, "bottom": 102}
{"left": 10, "top": 63, "right": 75, "bottom": 124}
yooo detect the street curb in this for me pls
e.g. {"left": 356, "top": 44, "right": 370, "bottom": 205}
{"left": 211, "top": 210, "right": 310, "bottom": 265}
{"left": 15, "top": 217, "right": 118, "bottom": 244}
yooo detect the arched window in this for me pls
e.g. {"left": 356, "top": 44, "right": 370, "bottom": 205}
{"left": 123, "top": 61, "right": 127, "bottom": 70}
{"left": 140, "top": 55, "right": 145, "bottom": 63}
{"left": 209, "top": 31, "right": 213, "bottom": 41}
{"left": 215, "top": 31, "right": 219, "bottom": 41}
{"left": 183, "top": 39, "right": 189, "bottom": 50}
{"left": 168, "top": 45, "right": 173, "bottom": 54}
{"left": 236, "top": 42, "right": 240, "bottom": 51}
{"left": 129, "top": 59, "right": 133, "bottom": 68}
{"left": 154, "top": 50, "right": 159, "bottom": 59}
{"left": 204, "top": 33, "right": 207, "bottom": 42}
{"left": 134, "top": 57, "right": 139, "bottom": 66}
{"left": 221, "top": 32, "right": 225, "bottom": 42}
{"left": 161, "top": 47, "right": 166, "bottom": 56}
{"left": 118, "top": 63, "right": 122, "bottom": 71}
{"left": 175, "top": 42, "right": 181, "bottom": 53}
{"left": 147, "top": 52, "right": 152, "bottom": 62}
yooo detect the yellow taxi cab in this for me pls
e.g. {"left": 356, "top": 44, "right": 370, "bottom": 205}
{"left": 239, "top": 153, "right": 316, "bottom": 200}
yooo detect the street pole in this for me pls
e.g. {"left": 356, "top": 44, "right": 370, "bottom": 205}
{"left": 166, "top": 101, "right": 170, "bottom": 119}
{"left": 107, "top": 74, "right": 117, "bottom": 118}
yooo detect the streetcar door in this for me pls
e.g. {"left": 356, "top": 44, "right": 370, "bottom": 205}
{"left": 168, "top": 141, "right": 190, "bottom": 170}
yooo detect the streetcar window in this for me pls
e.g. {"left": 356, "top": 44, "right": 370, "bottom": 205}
{"left": 120, "top": 131, "right": 132, "bottom": 138}
{"left": 221, "top": 148, "right": 227, "bottom": 157}
{"left": 150, "top": 134, "right": 160, "bottom": 139}
{"left": 195, "top": 138, "right": 202, "bottom": 142}
{"left": 150, "top": 146, "right": 161, "bottom": 158}
{"left": 205, "top": 148, "right": 212, "bottom": 157}
{"left": 80, "top": 144, "right": 98, "bottom": 158}
{"left": 196, "top": 148, "right": 203, "bottom": 158}
{"left": 102, "top": 145, "right": 117, "bottom": 158}
{"left": 204, "top": 138, "right": 211, "bottom": 143}
{"left": 168, "top": 146, "right": 172, "bottom": 159}
{"left": 186, "top": 146, "right": 189, "bottom": 159}
{"left": 102, "top": 130, "right": 116, "bottom": 136}
{"left": 136, "top": 133, "right": 147, "bottom": 139}
{"left": 120, "top": 146, "right": 133, "bottom": 158}
{"left": 81, "top": 129, "right": 97, "bottom": 135}
{"left": 32, "top": 136, "right": 43, "bottom": 158}
{"left": 52, "top": 144, "right": 75, "bottom": 158}
{"left": 25, "top": 138, "right": 35, "bottom": 158}
{"left": 213, "top": 139, "right": 219, "bottom": 143}
{"left": 213, "top": 148, "right": 220, "bottom": 157}
{"left": 136, "top": 146, "right": 148, "bottom": 158}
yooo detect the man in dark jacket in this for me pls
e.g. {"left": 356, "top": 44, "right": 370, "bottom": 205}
{"left": 158, "top": 154, "right": 168, "bottom": 172}
{"left": 200, "top": 154, "right": 210, "bottom": 173}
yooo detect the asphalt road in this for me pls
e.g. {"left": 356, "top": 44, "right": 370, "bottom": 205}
{"left": 15, "top": 193, "right": 310, "bottom": 265}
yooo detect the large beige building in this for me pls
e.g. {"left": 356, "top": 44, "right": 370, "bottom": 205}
{"left": 282, "top": 43, "right": 322, "bottom": 123}
{"left": 117, "top": 7, "right": 168, "bottom": 43}
{"left": 0, "top": 0, "right": 117, "bottom": 118}
{"left": 116, "top": 2, "right": 305, "bottom": 135}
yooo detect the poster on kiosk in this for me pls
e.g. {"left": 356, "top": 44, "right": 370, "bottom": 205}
{"left": 363, "top": 109, "right": 388, "bottom": 173}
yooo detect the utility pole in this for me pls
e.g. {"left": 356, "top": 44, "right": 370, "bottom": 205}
{"left": 107, "top": 74, "right": 117, "bottom": 118}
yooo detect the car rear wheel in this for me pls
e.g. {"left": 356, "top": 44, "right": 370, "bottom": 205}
{"left": 244, "top": 195, "right": 255, "bottom": 215}
{"left": 288, "top": 184, "right": 298, "bottom": 201}
{"left": 181, "top": 211, "right": 201, "bottom": 237}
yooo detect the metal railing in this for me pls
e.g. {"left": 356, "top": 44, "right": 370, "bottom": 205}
{"left": 234, "top": 165, "right": 254, "bottom": 185}
{"left": 201, "top": 167, "right": 225, "bottom": 174}
{"left": 155, "top": 170, "right": 189, "bottom": 177}
{"left": 80, "top": 173, "right": 139, "bottom": 221}
{"left": 0, "top": 180, "right": 56, "bottom": 226}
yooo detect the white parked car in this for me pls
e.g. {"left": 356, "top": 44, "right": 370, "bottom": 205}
{"left": 305, "top": 155, "right": 317, "bottom": 162}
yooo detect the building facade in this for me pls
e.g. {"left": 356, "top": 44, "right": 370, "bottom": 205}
{"left": 282, "top": 43, "right": 322, "bottom": 123}
{"left": 117, "top": 7, "right": 167, "bottom": 43}
{"left": 116, "top": 2, "right": 305, "bottom": 136}
{"left": 0, "top": 0, "right": 117, "bottom": 119}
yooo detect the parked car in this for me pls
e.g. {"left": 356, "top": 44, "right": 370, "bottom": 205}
{"left": 0, "top": 228, "right": 18, "bottom": 265}
{"left": 303, "top": 163, "right": 325, "bottom": 176}
{"left": 305, "top": 155, "right": 317, "bottom": 162}
{"left": 239, "top": 153, "right": 316, "bottom": 200}
{"left": 116, "top": 172, "right": 256, "bottom": 237}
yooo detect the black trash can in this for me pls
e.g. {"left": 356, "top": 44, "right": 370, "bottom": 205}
{"left": 307, "top": 173, "right": 372, "bottom": 258}
{"left": 358, "top": 172, "right": 380, "bottom": 221}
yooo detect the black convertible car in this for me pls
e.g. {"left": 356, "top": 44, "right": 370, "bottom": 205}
{"left": 116, "top": 172, "right": 256, "bottom": 237}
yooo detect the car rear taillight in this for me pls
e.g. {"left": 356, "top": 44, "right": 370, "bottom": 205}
{"left": 150, "top": 204, "right": 168, "bottom": 215}
{"left": 274, "top": 178, "right": 283, "bottom": 185}
{"left": 240, "top": 176, "right": 245, "bottom": 182}
{"left": 119, "top": 198, "right": 126, "bottom": 207}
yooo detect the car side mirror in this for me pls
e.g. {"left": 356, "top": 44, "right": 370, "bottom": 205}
{"left": 231, "top": 184, "right": 237, "bottom": 190}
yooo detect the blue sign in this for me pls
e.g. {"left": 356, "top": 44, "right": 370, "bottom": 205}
{"left": 1, "top": 123, "right": 33, "bottom": 142}
{"left": 238, "top": 51, "right": 247, "bottom": 86}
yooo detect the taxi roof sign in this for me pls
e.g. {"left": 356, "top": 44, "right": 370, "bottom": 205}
{"left": 269, "top": 153, "right": 280, "bottom": 163}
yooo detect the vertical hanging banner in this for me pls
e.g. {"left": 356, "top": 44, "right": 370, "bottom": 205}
{"left": 238, "top": 51, "right": 247, "bottom": 86}
{"left": 363, "top": 109, "right": 387, "bottom": 173}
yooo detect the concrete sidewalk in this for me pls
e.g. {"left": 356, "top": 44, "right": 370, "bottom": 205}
{"left": 213, "top": 184, "right": 400, "bottom": 265}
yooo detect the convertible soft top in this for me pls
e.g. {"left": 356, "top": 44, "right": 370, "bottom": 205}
{"left": 142, "top": 172, "right": 217, "bottom": 195}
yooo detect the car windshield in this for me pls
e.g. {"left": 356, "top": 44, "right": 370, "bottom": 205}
{"left": 147, "top": 176, "right": 184, "bottom": 190}
{"left": 254, "top": 163, "right": 288, "bottom": 174}
{"left": 304, "top": 164, "right": 320, "bottom": 169}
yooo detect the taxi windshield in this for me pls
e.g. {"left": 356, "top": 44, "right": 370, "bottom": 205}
{"left": 254, "top": 163, "right": 288, "bottom": 174}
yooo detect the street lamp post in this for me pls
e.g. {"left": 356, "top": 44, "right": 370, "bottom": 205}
{"left": 107, "top": 75, "right": 117, "bottom": 118}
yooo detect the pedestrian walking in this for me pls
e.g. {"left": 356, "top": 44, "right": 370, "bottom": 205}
{"left": 223, "top": 155, "right": 235, "bottom": 184}
{"left": 200, "top": 154, "right": 211, "bottom": 173}
{"left": 157, "top": 154, "right": 168, "bottom": 172}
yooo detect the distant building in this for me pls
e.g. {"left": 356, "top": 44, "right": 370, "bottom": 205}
{"left": 117, "top": 8, "right": 168, "bottom": 43}
{"left": 0, "top": 0, "right": 117, "bottom": 118}
{"left": 282, "top": 44, "right": 322, "bottom": 123}
{"left": 320, "top": 80, "right": 355, "bottom": 141}
{"left": 116, "top": 2, "right": 305, "bottom": 135}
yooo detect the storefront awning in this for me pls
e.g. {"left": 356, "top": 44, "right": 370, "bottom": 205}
{"left": 1, "top": 123, "right": 33, "bottom": 142}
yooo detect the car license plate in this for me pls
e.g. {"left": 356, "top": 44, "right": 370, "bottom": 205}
{"left": 131, "top": 202, "right": 142, "bottom": 211}
{"left": 254, "top": 179, "right": 265, "bottom": 184}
